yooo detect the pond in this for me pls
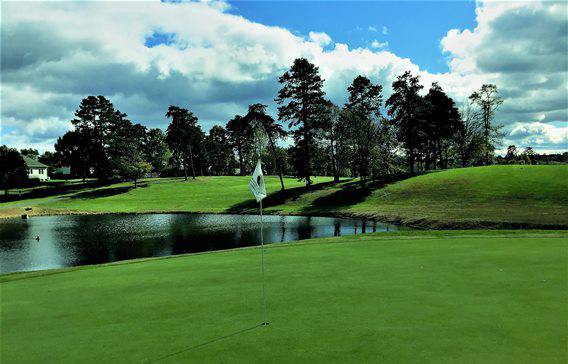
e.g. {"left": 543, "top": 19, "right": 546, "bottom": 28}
{"left": 0, "top": 213, "right": 407, "bottom": 274}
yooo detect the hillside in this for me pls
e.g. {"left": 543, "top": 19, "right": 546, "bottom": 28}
{"left": 1, "top": 165, "right": 566, "bottom": 228}
{"left": 350, "top": 165, "right": 568, "bottom": 228}
{"left": 2, "top": 231, "right": 566, "bottom": 362}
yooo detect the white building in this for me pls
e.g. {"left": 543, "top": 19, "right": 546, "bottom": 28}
{"left": 22, "top": 156, "right": 50, "bottom": 181}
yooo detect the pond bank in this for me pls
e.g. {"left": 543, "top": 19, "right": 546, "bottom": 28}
{"left": 1, "top": 206, "right": 566, "bottom": 231}
{"left": 0, "top": 213, "right": 406, "bottom": 274}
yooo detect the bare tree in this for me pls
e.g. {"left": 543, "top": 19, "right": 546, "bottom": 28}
{"left": 455, "top": 103, "right": 484, "bottom": 167}
{"left": 469, "top": 84, "right": 504, "bottom": 165}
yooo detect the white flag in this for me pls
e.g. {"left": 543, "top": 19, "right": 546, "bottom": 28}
{"left": 249, "top": 159, "right": 266, "bottom": 203}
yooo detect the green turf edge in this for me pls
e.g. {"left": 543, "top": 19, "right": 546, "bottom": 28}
{"left": 2, "top": 207, "right": 567, "bottom": 231}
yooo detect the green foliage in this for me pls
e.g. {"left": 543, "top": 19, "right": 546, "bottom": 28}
{"left": 71, "top": 95, "right": 129, "bottom": 178}
{"left": 38, "top": 151, "right": 60, "bottom": 175}
{"left": 19, "top": 148, "right": 39, "bottom": 160}
{"left": 144, "top": 128, "right": 171, "bottom": 173}
{"left": 55, "top": 130, "right": 92, "bottom": 179}
{"left": 0, "top": 145, "right": 28, "bottom": 191}
{"left": 203, "top": 125, "right": 233, "bottom": 175}
{"left": 346, "top": 75, "right": 383, "bottom": 118}
{"left": 165, "top": 105, "right": 204, "bottom": 180}
{"left": 226, "top": 114, "right": 255, "bottom": 175}
{"left": 386, "top": 71, "right": 426, "bottom": 173}
{"left": 112, "top": 153, "right": 151, "bottom": 187}
{"left": 505, "top": 144, "right": 518, "bottom": 161}
{"left": 108, "top": 122, "right": 151, "bottom": 185}
{"left": 423, "top": 82, "right": 461, "bottom": 169}
{"left": 244, "top": 103, "right": 287, "bottom": 190}
{"left": 343, "top": 75, "right": 392, "bottom": 186}
{"left": 276, "top": 58, "right": 327, "bottom": 186}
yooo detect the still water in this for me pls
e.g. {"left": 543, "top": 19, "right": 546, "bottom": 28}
{"left": 0, "top": 213, "right": 405, "bottom": 274}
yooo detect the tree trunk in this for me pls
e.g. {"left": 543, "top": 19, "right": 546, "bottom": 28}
{"left": 300, "top": 98, "right": 312, "bottom": 187}
{"left": 265, "top": 130, "right": 285, "bottom": 191}
{"left": 331, "top": 145, "right": 339, "bottom": 183}
{"left": 134, "top": 178, "right": 137, "bottom": 188}
{"left": 460, "top": 150, "right": 468, "bottom": 168}
{"left": 188, "top": 146, "right": 196, "bottom": 179}
{"left": 484, "top": 105, "right": 490, "bottom": 165}
{"left": 237, "top": 143, "right": 244, "bottom": 176}
{"left": 183, "top": 164, "right": 188, "bottom": 181}
{"left": 408, "top": 151, "right": 415, "bottom": 174}
{"left": 304, "top": 130, "right": 312, "bottom": 187}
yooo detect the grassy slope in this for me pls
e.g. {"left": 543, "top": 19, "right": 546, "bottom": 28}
{"left": 1, "top": 165, "right": 567, "bottom": 227}
{"left": 354, "top": 165, "right": 568, "bottom": 227}
{"left": 1, "top": 231, "right": 567, "bottom": 363}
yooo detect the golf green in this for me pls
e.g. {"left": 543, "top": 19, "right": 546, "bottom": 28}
{"left": 1, "top": 231, "right": 566, "bottom": 363}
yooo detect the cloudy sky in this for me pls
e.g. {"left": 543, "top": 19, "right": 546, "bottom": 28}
{"left": 1, "top": 0, "right": 567, "bottom": 154}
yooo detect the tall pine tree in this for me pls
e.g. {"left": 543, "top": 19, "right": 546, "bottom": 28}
{"left": 424, "top": 83, "right": 460, "bottom": 169}
{"left": 386, "top": 71, "right": 426, "bottom": 173}
{"left": 276, "top": 58, "right": 326, "bottom": 187}
{"left": 344, "top": 75, "right": 384, "bottom": 186}
{"left": 165, "top": 106, "right": 203, "bottom": 180}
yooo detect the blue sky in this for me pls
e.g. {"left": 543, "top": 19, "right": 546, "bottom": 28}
{"left": 227, "top": 1, "right": 477, "bottom": 73}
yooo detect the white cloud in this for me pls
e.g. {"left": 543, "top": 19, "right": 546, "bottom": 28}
{"left": 0, "top": 0, "right": 566, "bottom": 154}
{"left": 308, "top": 31, "right": 332, "bottom": 47}
{"left": 371, "top": 40, "right": 389, "bottom": 49}
{"left": 441, "top": 1, "right": 567, "bottom": 123}
{"left": 508, "top": 122, "right": 568, "bottom": 147}
{"left": 382, "top": 26, "right": 389, "bottom": 35}
{"left": 368, "top": 26, "right": 378, "bottom": 32}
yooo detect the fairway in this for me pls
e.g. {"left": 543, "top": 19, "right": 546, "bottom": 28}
{"left": 2, "top": 165, "right": 567, "bottom": 229}
{"left": 1, "top": 231, "right": 566, "bottom": 363}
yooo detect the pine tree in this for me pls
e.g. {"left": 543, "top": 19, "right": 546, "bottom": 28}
{"left": 276, "top": 58, "right": 326, "bottom": 187}
{"left": 165, "top": 106, "right": 203, "bottom": 180}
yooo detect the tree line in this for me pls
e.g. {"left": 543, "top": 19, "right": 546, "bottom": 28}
{"left": 3, "top": 57, "right": 548, "bottom": 191}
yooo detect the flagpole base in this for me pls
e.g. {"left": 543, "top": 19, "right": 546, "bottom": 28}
{"left": 261, "top": 322, "right": 270, "bottom": 326}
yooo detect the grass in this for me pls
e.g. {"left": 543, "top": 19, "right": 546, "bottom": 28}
{"left": 1, "top": 230, "right": 567, "bottom": 363}
{"left": 1, "top": 165, "right": 567, "bottom": 228}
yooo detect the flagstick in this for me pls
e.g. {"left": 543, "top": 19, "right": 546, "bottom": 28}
{"left": 260, "top": 198, "right": 269, "bottom": 326}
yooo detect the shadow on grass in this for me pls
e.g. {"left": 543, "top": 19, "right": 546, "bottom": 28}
{"left": 228, "top": 173, "right": 418, "bottom": 214}
{"left": 68, "top": 183, "right": 149, "bottom": 200}
{"left": 300, "top": 181, "right": 372, "bottom": 213}
{"left": 146, "top": 323, "right": 263, "bottom": 363}
{"left": 0, "top": 180, "right": 102, "bottom": 203}
{"left": 227, "top": 180, "right": 343, "bottom": 214}
{"left": 302, "top": 173, "right": 418, "bottom": 212}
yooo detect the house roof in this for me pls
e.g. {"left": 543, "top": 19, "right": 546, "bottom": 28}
{"left": 22, "top": 155, "right": 48, "bottom": 168}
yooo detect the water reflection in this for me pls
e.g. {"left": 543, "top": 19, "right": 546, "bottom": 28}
{"left": 0, "top": 213, "right": 406, "bottom": 274}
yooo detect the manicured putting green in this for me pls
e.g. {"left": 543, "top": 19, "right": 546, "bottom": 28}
{"left": 1, "top": 231, "right": 566, "bottom": 363}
